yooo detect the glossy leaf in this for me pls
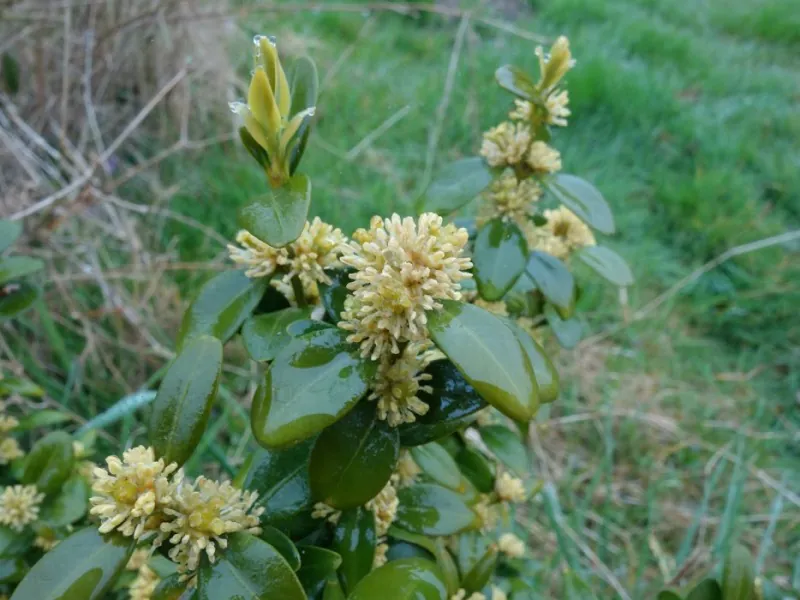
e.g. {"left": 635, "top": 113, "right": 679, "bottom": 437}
{"left": 323, "top": 578, "right": 346, "bottom": 600}
{"left": 177, "top": 270, "right": 267, "bottom": 348}
{"left": 348, "top": 557, "right": 447, "bottom": 600}
{"left": 152, "top": 574, "right": 192, "bottom": 600}
{"left": 318, "top": 269, "right": 352, "bottom": 323}
{"left": 252, "top": 327, "right": 375, "bottom": 449}
{"left": 289, "top": 56, "right": 319, "bottom": 117}
{"left": 21, "top": 431, "right": 74, "bottom": 496}
{"left": 579, "top": 246, "right": 634, "bottom": 287}
{"left": 473, "top": 218, "right": 527, "bottom": 301}
{"left": 0, "top": 526, "right": 32, "bottom": 558}
{"left": 420, "top": 157, "right": 494, "bottom": 215}
{"left": 332, "top": 508, "right": 376, "bottom": 594}
{"left": 309, "top": 402, "right": 399, "bottom": 509}
{"left": 0, "top": 256, "right": 44, "bottom": 286}
{"left": 544, "top": 304, "right": 583, "bottom": 349}
{"left": 495, "top": 65, "right": 537, "bottom": 99}
{"left": 546, "top": 174, "right": 615, "bottom": 234}
{"left": 506, "top": 320, "right": 559, "bottom": 404}
{"left": 399, "top": 361, "right": 486, "bottom": 447}
{"left": 0, "top": 557, "right": 26, "bottom": 584}
{"left": 481, "top": 425, "right": 529, "bottom": 478}
{"left": 687, "top": 580, "right": 722, "bottom": 600}
{"left": 295, "top": 545, "right": 342, "bottom": 599}
{"left": 238, "top": 174, "right": 311, "bottom": 248}
{"left": 39, "top": 475, "right": 89, "bottom": 527}
{"left": 0, "top": 219, "right": 22, "bottom": 253}
{"left": 433, "top": 539, "right": 459, "bottom": 597}
{"left": 428, "top": 301, "right": 538, "bottom": 422}
{"left": 10, "top": 528, "right": 134, "bottom": 600}
{"left": 722, "top": 544, "right": 755, "bottom": 600}
{"left": 386, "top": 526, "right": 438, "bottom": 555}
{"left": 395, "top": 484, "right": 479, "bottom": 536}
{"left": 457, "top": 531, "right": 490, "bottom": 577}
{"left": 410, "top": 443, "right": 462, "bottom": 491}
{"left": 260, "top": 526, "right": 301, "bottom": 571}
{"left": 150, "top": 335, "right": 222, "bottom": 467}
{"left": 0, "top": 281, "right": 38, "bottom": 320}
{"left": 526, "top": 251, "right": 574, "bottom": 312}
{"left": 456, "top": 447, "right": 495, "bottom": 494}
{"left": 198, "top": 533, "right": 305, "bottom": 600}
{"left": 242, "top": 441, "right": 316, "bottom": 537}
{"left": 461, "top": 547, "right": 498, "bottom": 593}
{"left": 242, "top": 308, "right": 312, "bottom": 362}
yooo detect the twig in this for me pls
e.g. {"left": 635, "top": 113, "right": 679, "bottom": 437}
{"left": 9, "top": 67, "right": 188, "bottom": 221}
{"left": 345, "top": 104, "right": 412, "bottom": 161}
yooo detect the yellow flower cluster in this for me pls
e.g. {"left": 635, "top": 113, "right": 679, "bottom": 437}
{"left": 0, "top": 402, "right": 23, "bottom": 465}
{"left": 0, "top": 484, "right": 44, "bottom": 532}
{"left": 478, "top": 172, "right": 542, "bottom": 226}
{"left": 480, "top": 122, "right": 531, "bottom": 168}
{"left": 127, "top": 549, "right": 160, "bottom": 600}
{"left": 498, "top": 532, "right": 525, "bottom": 558}
{"left": 228, "top": 217, "right": 347, "bottom": 304}
{"left": 495, "top": 472, "right": 526, "bottom": 504}
{"left": 89, "top": 446, "right": 263, "bottom": 576}
{"left": 527, "top": 141, "right": 562, "bottom": 175}
{"left": 523, "top": 206, "right": 596, "bottom": 259}
{"left": 395, "top": 450, "right": 421, "bottom": 488}
{"left": 338, "top": 213, "right": 472, "bottom": 426}
{"left": 366, "top": 478, "right": 399, "bottom": 567}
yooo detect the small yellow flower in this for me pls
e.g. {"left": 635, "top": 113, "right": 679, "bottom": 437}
{"left": 366, "top": 479, "right": 399, "bottom": 537}
{"left": 535, "top": 36, "right": 575, "bottom": 93}
{"left": 474, "top": 494, "right": 498, "bottom": 531}
{"left": 474, "top": 407, "right": 495, "bottom": 428}
{"left": 129, "top": 564, "right": 160, "bottom": 600}
{"left": 498, "top": 532, "right": 525, "bottom": 558}
{"left": 495, "top": 472, "right": 526, "bottom": 504}
{"left": 228, "top": 230, "right": 286, "bottom": 279}
{"left": 0, "top": 415, "right": 19, "bottom": 434}
{"left": 33, "top": 534, "right": 60, "bottom": 551}
{"left": 545, "top": 89, "right": 570, "bottom": 127}
{"left": 395, "top": 451, "right": 421, "bottom": 488}
{"left": 126, "top": 548, "right": 151, "bottom": 571}
{"left": 160, "top": 476, "right": 263, "bottom": 575}
{"left": 509, "top": 99, "right": 533, "bottom": 122}
{"left": 451, "top": 590, "right": 486, "bottom": 600}
{"left": 0, "top": 485, "right": 44, "bottom": 531}
{"left": 369, "top": 342, "right": 435, "bottom": 427}
{"left": 373, "top": 541, "right": 389, "bottom": 567}
{"left": 89, "top": 446, "right": 179, "bottom": 539}
{"left": 478, "top": 172, "right": 542, "bottom": 226}
{"left": 543, "top": 206, "right": 596, "bottom": 250}
{"left": 0, "top": 437, "right": 23, "bottom": 465}
{"left": 491, "top": 587, "right": 508, "bottom": 600}
{"left": 338, "top": 213, "right": 472, "bottom": 360}
{"left": 527, "top": 141, "right": 561, "bottom": 174}
{"left": 311, "top": 501, "right": 341, "bottom": 525}
{"left": 480, "top": 122, "right": 531, "bottom": 168}
{"left": 474, "top": 298, "right": 509, "bottom": 317}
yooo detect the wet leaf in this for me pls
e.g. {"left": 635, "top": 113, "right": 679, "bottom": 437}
{"left": 238, "top": 174, "right": 311, "bottom": 248}
{"left": 456, "top": 447, "right": 495, "bottom": 494}
{"left": 545, "top": 174, "right": 615, "bottom": 234}
{"left": 348, "top": 557, "right": 447, "bottom": 600}
{"left": 21, "top": 431, "right": 74, "bottom": 496}
{"left": 480, "top": 425, "right": 529, "bottom": 479}
{"left": 259, "top": 526, "right": 301, "bottom": 571}
{"left": 242, "top": 308, "right": 311, "bottom": 362}
{"left": 39, "top": 475, "right": 89, "bottom": 527}
{"left": 309, "top": 402, "right": 399, "bottom": 510}
{"left": 295, "top": 545, "right": 342, "bottom": 599}
{"left": 395, "top": 484, "right": 478, "bottom": 536}
{"left": 461, "top": 546, "right": 498, "bottom": 593}
{"left": 526, "top": 251, "right": 574, "bottom": 312}
{"left": 150, "top": 335, "right": 223, "bottom": 467}
{"left": 318, "top": 269, "right": 352, "bottom": 323}
{"left": 252, "top": 327, "right": 375, "bottom": 449}
{"left": 687, "top": 579, "right": 722, "bottom": 600}
{"left": 410, "top": 443, "right": 462, "bottom": 491}
{"left": 506, "top": 320, "right": 559, "bottom": 404}
{"left": 332, "top": 508, "right": 376, "bottom": 594}
{"left": 473, "top": 218, "right": 527, "bottom": 301}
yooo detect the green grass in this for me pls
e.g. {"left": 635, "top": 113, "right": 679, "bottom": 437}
{"left": 19, "top": 0, "right": 799, "bottom": 596}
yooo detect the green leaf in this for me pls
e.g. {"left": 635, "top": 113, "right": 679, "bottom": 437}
{"left": 21, "top": 431, "right": 74, "bottom": 496}
{"left": 395, "top": 484, "right": 479, "bottom": 536}
{"left": 323, "top": 578, "right": 346, "bottom": 600}
{"left": 420, "top": 157, "right": 494, "bottom": 214}
{"left": 495, "top": 65, "right": 537, "bottom": 99}
{"left": 178, "top": 270, "right": 267, "bottom": 348}
{"left": 399, "top": 360, "right": 486, "bottom": 447}
{"left": 0, "top": 375, "right": 44, "bottom": 398}
{"left": 657, "top": 592, "right": 683, "bottom": 600}
{"left": 461, "top": 547, "right": 498, "bottom": 593}
{"left": 0, "top": 557, "right": 26, "bottom": 584}
{"left": 259, "top": 526, "right": 301, "bottom": 571}
{"left": 410, "top": 443, "right": 462, "bottom": 491}
{"left": 309, "top": 401, "right": 399, "bottom": 509}
{"left": 480, "top": 425, "right": 529, "bottom": 479}
{"left": 544, "top": 304, "right": 583, "bottom": 349}
{"left": 432, "top": 539, "right": 459, "bottom": 597}
{"left": 578, "top": 246, "right": 634, "bottom": 287}
{"left": 295, "top": 545, "right": 342, "bottom": 599}
{"left": 147, "top": 555, "right": 178, "bottom": 579}
{"left": 686, "top": 579, "right": 722, "bottom": 600}
{"left": 722, "top": 544, "right": 755, "bottom": 600}
{"left": 0, "top": 256, "right": 44, "bottom": 286}
{"left": 242, "top": 441, "right": 316, "bottom": 537}
{"left": 252, "top": 327, "right": 375, "bottom": 449}
{"left": 10, "top": 528, "right": 134, "bottom": 600}
{"left": 546, "top": 174, "right": 615, "bottom": 234}
{"left": 15, "top": 410, "right": 70, "bottom": 431}
{"left": 506, "top": 320, "right": 559, "bottom": 404}
{"left": 386, "top": 526, "right": 438, "bottom": 555}
{"left": 240, "top": 126, "right": 270, "bottom": 169}
{"left": 197, "top": 533, "right": 305, "bottom": 600}
{"left": 238, "top": 174, "right": 311, "bottom": 248}
{"left": 39, "top": 475, "right": 88, "bottom": 527}
{"left": 332, "top": 508, "right": 376, "bottom": 594}
{"left": 473, "top": 218, "right": 528, "bottom": 301}
{"left": 151, "top": 573, "right": 192, "bottom": 600}
{"left": 289, "top": 56, "right": 319, "bottom": 117}
{"left": 0, "top": 219, "right": 22, "bottom": 254}
{"left": 318, "top": 269, "right": 352, "bottom": 323}
{"left": 76, "top": 391, "right": 156, "bottom": 434}
{"left": 427, "top": 300, "right": 538, "bottom": 422}
{"left": 526, "top": 251, "right": 574, "bottom": 312}
{"left": 348, "top": 557, "right": 447, "bottom": 600}
{"left": 150, "top": 335, "right": 223, "bottom": 467}
{"left": 1, "top": 53, "right": 20, "bottom": 95}
{"left": 0, "top": 281, "right": 39, "bottom": 320}
{"left": 0, "top": 526, "right": 32, "bottom": 558}
{"left": 456, "top": 447, "right": 495, "bottom": 494}
{"left": 242, "top": 308, "right": 311, "bottom": 362}
{"left": 457, "top": 530, "right": 490, "bottom": 577}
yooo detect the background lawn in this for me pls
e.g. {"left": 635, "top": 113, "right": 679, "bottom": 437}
{"left": 6, "top": 0, "right": 799, "bottom": 596}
